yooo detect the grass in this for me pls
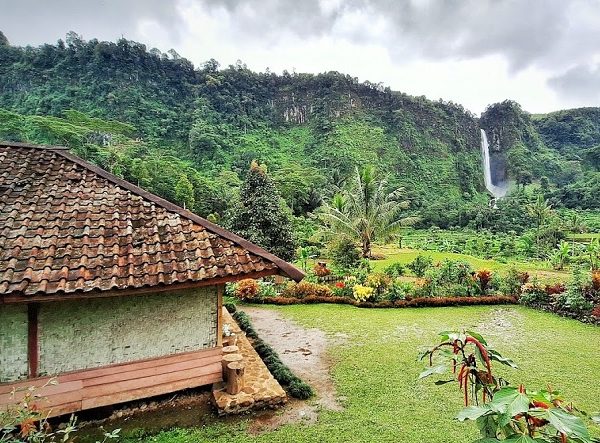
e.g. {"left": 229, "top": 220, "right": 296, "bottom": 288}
{"left": 371, "top": 246, "right": 569, "bottom": 283}
{"left": 130, "top": 305, "right": 600, "bottom": 443}
{"left": 566, "top": 233, "right": 600, "bottom": 241}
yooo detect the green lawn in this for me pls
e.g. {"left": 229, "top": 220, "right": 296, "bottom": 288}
{"left": 131, "top": 305, "right": 600, "bottom": 443}
{"left": 371, "top": 246, "right": 569, "bottom": 283}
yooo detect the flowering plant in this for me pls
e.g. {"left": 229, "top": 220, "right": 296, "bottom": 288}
{"left": 353, "top": 284, "right": 375, "bottom": 302}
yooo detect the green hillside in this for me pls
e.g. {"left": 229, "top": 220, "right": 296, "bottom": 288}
{"left": 1, "top": 33, "right": 599, "bottom": 226}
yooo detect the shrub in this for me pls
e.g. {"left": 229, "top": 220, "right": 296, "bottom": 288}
{"left": 383, "top": 262, "right": 406, "bottom": 277}
{"left": 234, "top": 279, "right": 260, "bottom": 301}
{"left": 544, "top": 282, "right": 566, "bottom": 295}
{"left": 563, "top": 290, "right": 593, "bottom": 313}
{"left": 258, "top": 280, "right": 278, "bottom": 299}
{"left": 408, "top": 254, "right": 433, "bottom": 277}
{"left": 366, "top": 273, "right": 392, "bottom": 299}
{"left": 328, "top": 238, "right": 361, "bottom": 270}
{"left": 287, "top": 379, "right": 314, "bottom": 400}
{"left": 313, "top": 262, "right": 331, "bottom": 277}
{"left": 437, "top": 260, "right": 473, "bottom": 286}
{"left": 502, "top": 268, "right": 529, "bottom": 296}
{"left": 224, "top": 301, "right": 237, "bottom": 313}
{"left": 556, "top": 268, "right": 595, "bottom": 314}
{"left": 232, "top": 311, "right": 259, "bottom": 339}
{"left": 592, "top": 305, "right": 600, "bottom": 318}
{"left": 281, "top": 281, "right": 332, "bottom": 299}
{"left": 224, "top": 282, "right": 237, "bottom": 298}
{"left": 476, "top": 269, "right": 492, "bottom": 295}
{"left": 385, "top": 281, "right": 414, "bottom": 301}
{"left": 519, "top": 282, "right": 549, "bottom": 306}
{"left": 353, "top": 284, "right": 375, "bottom": 302}
{"left": 592, "top": 270, "right": 600, "bottom": 292}
{"left": 332, "top": 280, "right": 353, "bottom": 298}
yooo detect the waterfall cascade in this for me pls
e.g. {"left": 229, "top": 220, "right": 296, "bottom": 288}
{"left": 480, "top": 129, "right": 508, "bottom": 200}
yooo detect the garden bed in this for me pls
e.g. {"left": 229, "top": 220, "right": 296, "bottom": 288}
{"left": 245, "top": 294, "right": 518, "bottom": 308}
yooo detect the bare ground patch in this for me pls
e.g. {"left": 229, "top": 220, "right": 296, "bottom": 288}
{"left": 241, "top": 306, "right": 344, "bottom": 433}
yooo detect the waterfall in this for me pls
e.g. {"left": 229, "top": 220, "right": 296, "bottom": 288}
{"left": 480, "top": 129, "right": 507, "bottom": 200}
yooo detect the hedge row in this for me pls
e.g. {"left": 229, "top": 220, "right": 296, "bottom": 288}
{"left": 230, "top": 310, "right": 314, "bottom": 400}
{"left": 248, "top": 295, "right": 518, "bottom": 308}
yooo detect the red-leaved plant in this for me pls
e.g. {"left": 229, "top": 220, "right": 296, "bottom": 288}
{"left": 419, "top": 331, "right": 595, "bottom": 442}
{"left": 477, "top": 269, "right": 493, "bottom": 295}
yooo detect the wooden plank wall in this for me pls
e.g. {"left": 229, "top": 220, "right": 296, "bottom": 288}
{"left": 0, "top": 347, "right": 223, "bottom": 418}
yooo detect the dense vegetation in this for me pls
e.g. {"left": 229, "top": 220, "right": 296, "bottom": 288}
{"left": 0, "top": 32, "right": 599, "bottom": 253}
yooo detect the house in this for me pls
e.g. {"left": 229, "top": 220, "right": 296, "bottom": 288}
{"left": 0, "top": 141, "right": 303, "bottom": 417}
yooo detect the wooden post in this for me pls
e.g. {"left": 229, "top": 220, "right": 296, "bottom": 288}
{"left": 225, "top": 361, "right": 245, "bottom": 395}
{"left": 217, "top": 285, "right": 224, "bottom": 347}
{"left": 27, "top": 303, "right": 39, "bottom": 378}
{"left": 222, "top": 345, "right": 239, "bottom": 356}
{"left": 221, "top": 353, "right": 243, "bottom": 378}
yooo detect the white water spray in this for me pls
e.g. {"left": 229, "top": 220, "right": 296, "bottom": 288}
{"left": 480, "top": 129, "right": 507, "bottom": 199}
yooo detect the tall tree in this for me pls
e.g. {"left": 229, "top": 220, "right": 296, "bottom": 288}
{"left": 174, "top": 174, "right": 195, "bottom": 210}
{"left": 227, "top": 161, "right": 296, "bottom": 261}
{"left": 318, "top": 166, "right": 418, "bottom": 258}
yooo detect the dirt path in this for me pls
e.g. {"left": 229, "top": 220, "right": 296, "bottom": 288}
{"left": 242, "top": 306, "right": 343, "bottom": 432}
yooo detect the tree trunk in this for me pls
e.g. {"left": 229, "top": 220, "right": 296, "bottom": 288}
{"left": 226, "top": 361, "right": 245, "bottom": 395}
{"left": 222, "top": 353, "right": 243, "bottom": 378}
{"left": 362, "top": 237, "right": 371, "bottom": 258}
{"left": 223, "top": 345, "right": 239, "bottom": 356}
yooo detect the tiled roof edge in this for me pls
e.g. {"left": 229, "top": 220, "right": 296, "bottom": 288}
{"left": 0, "top": 141, "right": 304, "bottom": 282}
{"left": 0, "top": 140, "right": 69, "bottom": 150}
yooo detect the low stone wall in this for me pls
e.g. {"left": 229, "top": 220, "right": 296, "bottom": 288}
{"left": 212, "top": 308, "right": 286, "bottom": 414}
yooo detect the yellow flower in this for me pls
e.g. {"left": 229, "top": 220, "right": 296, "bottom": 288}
{"left": 353, "top": 284, "right": 375, "bottom": 302}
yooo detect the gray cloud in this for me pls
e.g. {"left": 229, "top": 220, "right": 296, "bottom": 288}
{"left": 1, "top": 0, "right": 599, "bottom": 111}
{"left": 548, "top": 63, "right": 600, "bottom": 103}
{"left": 1, "top": 0, "right": 598, "bottom": 71}
{"left": 0, "top": 0, "right": 182, "bottom": 47}
{"left": 191, "top": 0, "right": 599, "bottom": 71}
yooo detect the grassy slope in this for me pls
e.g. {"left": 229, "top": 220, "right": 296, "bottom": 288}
{"left": 371, "top": 246, "right": 569, "bottom": 283}
{"left": 134, "top": 305, "right": 600, "bottom": 443}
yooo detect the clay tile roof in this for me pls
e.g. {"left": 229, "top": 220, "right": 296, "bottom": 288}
{"left": 0, "top": 141, "right": 304, "bottom": 298}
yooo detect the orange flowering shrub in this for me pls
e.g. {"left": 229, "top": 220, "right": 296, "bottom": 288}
{"left": 281, "top": 281, "right": 332, "bottom": 299}
{"left": 544, "top": 282, "right": 566, "bottom": 295}
{"left": 234, "top": 279, "right": 260, "bottom": 300}
{"left": 313, "top": 262, "right": 331, "bottom": 277}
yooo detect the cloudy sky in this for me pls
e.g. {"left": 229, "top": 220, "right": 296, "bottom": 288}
{"left": 2, "top": 0, "right": 600, "bottom": 114}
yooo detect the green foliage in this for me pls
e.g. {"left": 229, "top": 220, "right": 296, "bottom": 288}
{"left": 519, "top": 283, "right": 550, "bottom": 307}
{"left": 328, "top": 237, "right": 362, "bottom": 271}
{"left": 383, "top": 262, "right": 406, "bottom": 277}
{"left": 318, "top": 166, "right": 419, "bottom": 257}
{"left": 227, "top": 161, "right": 296, "bottom": 260}
{"left": 385, "top": 280, "right": 414, "bottom": 301}
{"left": 421, "top": 330, "right": 593, "bottom": 442}
{"left": 408, "top": 254, "right": 433, "bottom": 277}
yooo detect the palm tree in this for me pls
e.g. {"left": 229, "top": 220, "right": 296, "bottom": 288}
{"left": 318, "top": 166, "right": 419, "bottom": 258}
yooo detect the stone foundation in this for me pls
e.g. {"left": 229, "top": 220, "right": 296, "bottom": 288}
{"left": 212, "top": 308, "right": 286, "bottom": 414}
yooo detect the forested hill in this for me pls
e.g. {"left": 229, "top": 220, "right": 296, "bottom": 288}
{"left": 0, "top": 33, "right": 598, "bottom": 226}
